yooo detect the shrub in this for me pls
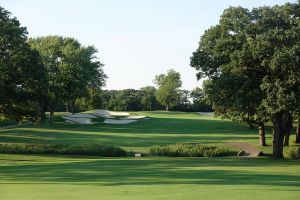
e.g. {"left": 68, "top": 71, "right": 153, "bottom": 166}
{"left": 150, "top": 143, "right": 235, "bottom": 157}
{"left": 285, "top": 146, "right": 300, "bottom": 159}
{"left": 0, "top": 143, "right": 127, "bottom": 157}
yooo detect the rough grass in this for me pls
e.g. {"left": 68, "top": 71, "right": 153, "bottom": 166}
{"left": 150, "top": 143, "right": 237, "bottom": 157}
{"left": 0, "top": 143, "right": 127, "bottom": 156}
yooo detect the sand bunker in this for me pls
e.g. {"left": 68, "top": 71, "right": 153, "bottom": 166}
{"left": 109, "top": 111, "right": 130, "bottom": 117}
{"left": 103, "top": 119, "right": 137, "bottom": 124}
{"left": 63, "top": 110, "right": 147, "bottom": 124}
{"left": 92, "top": 113, "right": 115, "bottom": 118}
{"left": 65, "top": 113, "right": 98, "bottom": 118}
{"left": 125, "top": 115, "right": 146, "bottom": 120}
{"left": 93, "top": 110, "right": 129, "bottom": 117}
{"left": 62, "top": 116, "right": 94, "bottom": 124}
{"left": 196, "top": 112, "right": 214, "bottom": 116}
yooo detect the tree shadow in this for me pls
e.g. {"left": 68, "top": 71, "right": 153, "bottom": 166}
{"left": 0, "top": 157, "right": 299, "bottom": 187}
{"left": 0, "top": 115, "right": 264, "bottom": 149}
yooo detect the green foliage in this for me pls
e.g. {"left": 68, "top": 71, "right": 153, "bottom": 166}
{"left": 99, "top": 88, "right": 163, "bottom": 111}
{"left": 285, "top": 146, "right": 300, "bottom": 159}
{"left": 0, "top": 6, "right": 47, "bottom": 122}
{"left": 190, "top": 2, "right": 300, "bottom": 157}
{"left": 139, "top": 86, "right": 160, "bottom": 110}
{"left": 28, "top": 36, "right": 107, "bottom": 116}
{"left": 189, "top": 87, "right": 212, "bottom": 112}
{"left": 150, "top": 143, "right": 235, "bottom": 157}
{"left": 154, "top": 69, "right": 182, "bottom": 111}
{"left": 0, "top": 143, "right": 127, "bottom": 156}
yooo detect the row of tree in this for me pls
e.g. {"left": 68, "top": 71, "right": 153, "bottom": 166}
{"left": 190, "top": 2, "right": 300, "bottom": 157}
{"left": 0, "top": 6, "right": 106, "bottom": 123}
{"left": 75, "top": 73, "right": 212, "bottom": 112}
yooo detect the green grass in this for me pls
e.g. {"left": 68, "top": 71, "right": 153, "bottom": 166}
{"left": 0, "top": 154, "right": 299, "bottom": 200}
{"left": 0, "top": 118, "right": 17, "bottom": 127}
{"left": 0, "top": 111, "right": 299, "bottom": 199}
{"left": 0, "top": 111, "right": 281, "bottom": 153}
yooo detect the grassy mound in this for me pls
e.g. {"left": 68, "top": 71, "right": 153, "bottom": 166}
{"left": 150, "top": 143, "right": 236, "bottom": 157}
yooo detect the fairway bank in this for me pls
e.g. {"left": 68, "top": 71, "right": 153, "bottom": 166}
{"left": 0, "top": 112, "right": 271, "bottom": 153}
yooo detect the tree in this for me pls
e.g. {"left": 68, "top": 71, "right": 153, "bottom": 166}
{"left": 154, "top": 69, "right": 182, "bottom": 111}
{"left": 139, "top": 86, "right": 160, "bottom": 110}
{"left": 0, "top": 6, "right": 47, "bottom": 122}
{"left": 190, "top": 3, "right": 300, "bottom": 157}
{"left": 190, "top": 87, "right": 212, "bottom": 112}
{"left": 29, "top": 36, "right": 106, "bottom": 122}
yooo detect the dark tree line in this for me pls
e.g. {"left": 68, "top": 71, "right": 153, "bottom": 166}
{"left": 191, "top": 2, "right": 300, "bottom": 158}
{"left": 76, "top": 86, "right": 212, "bottom": 112}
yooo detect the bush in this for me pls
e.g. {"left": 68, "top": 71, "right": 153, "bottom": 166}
{"left": 0, "top": 143, "right": 127, "bottom": 157}
{"left": 150, "top": 143, "right": 235, "bottom": 157}
{"left": 285, "top": 146, "right": 300, "bottom": 159}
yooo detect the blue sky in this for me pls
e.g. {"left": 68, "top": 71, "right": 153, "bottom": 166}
{"left": 1, "top": 0, "right": 295, "bottom": 90}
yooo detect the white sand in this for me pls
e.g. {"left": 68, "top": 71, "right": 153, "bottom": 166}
{"left": 92, "top": 113, "right": 115, "bottom": 119}
{"left": 109, "top": 111, "right": 130, "bottom": 116}
{"left": 65, "top": 113, "right": 98, "bottom": 118}
{"left": 103, "top": 119, "right": 137, "bottom": 124}
{"left": 125, "top": 115, "right": 146, "bottom": 120}
{"left": 94, "top": 109, "right": 111, "bottom": 115}
{"left": 196, "top": 112, "right": 214, "bottom": 116}
{"left": 65, "top": 120, "right": 76, "bottom": 124}
{"left": 62, "top": 116, "right": 94, "bottom": 124}
{"left": 63, "top": 110, "right": 147, "bottom": 125}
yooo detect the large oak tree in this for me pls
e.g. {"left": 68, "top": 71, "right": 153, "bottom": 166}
{"left": 191, "top": 3, "right": 300, "bottom": 157}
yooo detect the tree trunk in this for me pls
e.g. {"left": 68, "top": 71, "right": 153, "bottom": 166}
{"left": 40, "top": 104, "right": 47, "bottom": 123}
{"left": 272, "top": 113, "right": 285, "bottom": 158}
{"left": 49, "top": 110, "right": 54, "bottom": 124}
{"left": 258, "top": 122, "right": 267, "bottom": 146}
{"left": 71, "top": 100, "right": 75, "bottom": 114}
{"left": 166, "top": 106, "right": 169, "bottom": 111}
{"left": 66, "top": 104, "right": 69, "bottom": 113}
{"left": 296, "top": 120, "right": 300, "bottom": 144}
{"left": 283, "top": 114, "right": 292, "bottom": 147}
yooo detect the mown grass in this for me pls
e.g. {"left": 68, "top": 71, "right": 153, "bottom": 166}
{"left": 0, "top": 154, "right": 299, "bottom": 200}
{"left": 0, "top": 111, "right": 279, "bottom": 153}
{"left": 0, "top": 111, "right": 299, "bottom": 200}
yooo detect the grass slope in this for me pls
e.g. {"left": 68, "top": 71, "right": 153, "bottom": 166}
{"left": 0, "top": 154, "right": 299, "bottom": 200}
{"left": 0, "top": 111, "right": 281, "bottom": 153}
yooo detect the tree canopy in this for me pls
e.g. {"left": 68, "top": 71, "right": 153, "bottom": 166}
{"left": 0, "top": 6, "right": 47, "bottom": 122}
{"left": 191, "top": 3, "right": 300, "bottom": 157}
{"left": 29, "top": 36, "right": 106, "bottom": 121}
{"left": 154, "top": 69, "right": 182, "bottom": 111}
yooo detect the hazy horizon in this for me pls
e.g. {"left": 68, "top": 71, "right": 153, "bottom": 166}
{"left": 1, "top": 0, "right": 294, "bottom": 90}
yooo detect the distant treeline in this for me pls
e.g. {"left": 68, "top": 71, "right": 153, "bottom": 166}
{"left": 64, "top": 87, "right": 212, "bottom": 112}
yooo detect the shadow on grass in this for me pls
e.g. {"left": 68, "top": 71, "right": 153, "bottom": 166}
{"left": 0, "top": 116, "right": 265, "bottom": 148}
{"left": 0, "top": 157, "right": 299, "bottom": 187}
